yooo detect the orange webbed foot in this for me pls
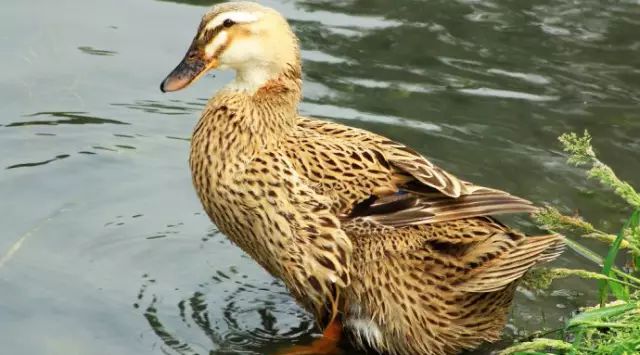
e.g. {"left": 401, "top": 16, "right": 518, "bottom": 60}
{"left": 275, "top": 319, "right": 343, "bottom": 355}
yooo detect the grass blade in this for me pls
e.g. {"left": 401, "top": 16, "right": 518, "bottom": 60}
{"left": 568, "top": 302, "right": 636, "bottom": 328}
{"left": 599, "top": 210, "right": 640, "bottom": 305}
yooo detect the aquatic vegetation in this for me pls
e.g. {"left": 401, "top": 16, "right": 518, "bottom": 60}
{"left": 502, "top": 131, "right": 640, "bottom": 355}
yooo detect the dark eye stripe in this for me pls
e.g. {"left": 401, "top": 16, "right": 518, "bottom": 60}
{"left": 200, "top": 25, "right": 225, "bottom": 44}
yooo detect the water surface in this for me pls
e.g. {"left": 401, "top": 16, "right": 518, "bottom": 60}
{"left": 1, "top": 0, "right": 639, "bottom": 354}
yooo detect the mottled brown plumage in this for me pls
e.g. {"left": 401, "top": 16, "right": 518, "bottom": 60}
{"left": 161, "top": 2, "right": 564, "bottom": 354}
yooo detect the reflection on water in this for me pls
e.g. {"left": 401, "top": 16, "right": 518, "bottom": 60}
{"left": 112, "top": 99, "right": 205, "bottom": 115}
{"left": 457, "top": 87, "right": 558, "bottom": 102}
{"left": 78, "top": 46, "right": 117, "bottom": 56}
{"left": 6, "top": 112, "right": 128, "bottom": 127}
{"left": 6, "top": 154, "right": 70, "bottom": 170}
{"left": 1, "top": 0, "right": 639, "bottom": 354}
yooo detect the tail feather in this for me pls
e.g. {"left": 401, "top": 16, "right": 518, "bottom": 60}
{"left": 457, "top": 234, "right": 564, "bottom": 293}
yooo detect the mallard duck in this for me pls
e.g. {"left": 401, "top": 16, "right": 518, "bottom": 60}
{"left": 160, "top": 2, "right": 564, "bottom": 354}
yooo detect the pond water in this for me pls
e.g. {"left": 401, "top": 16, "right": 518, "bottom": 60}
{"left": 1, "top": 0, "right": 639, "bottom": 354}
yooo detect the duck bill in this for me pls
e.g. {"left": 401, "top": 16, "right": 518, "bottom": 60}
{"left": 160, "top": 53, "right": 217, "bottom": 93}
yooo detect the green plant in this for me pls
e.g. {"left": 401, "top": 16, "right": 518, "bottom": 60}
{"left": 500, "top": 131, "right": 640, "bottom": 355}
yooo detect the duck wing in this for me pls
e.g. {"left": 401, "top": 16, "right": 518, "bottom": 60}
{"left": 298, "top": 117, "right": 537, "bottom": 227}
{"left": 348, "top": 187, "right": 536, "bottom": 227}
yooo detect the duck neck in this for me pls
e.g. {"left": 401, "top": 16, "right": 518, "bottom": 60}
{"left": 227, "top": 63, "right": 279, "bottom": 93}
{"left": 244, "top": 61, "right": 303, "bottom": 138}
{"left": 192, "top": 62, "right": 302, "bottom": 167}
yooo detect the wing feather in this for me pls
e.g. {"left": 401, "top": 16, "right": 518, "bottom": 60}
{"left": 298, "top": 117, "right": 537, "bottom": 227}
{"left": 456, "top": 234, "right": 564, "bottom": 292}
{"left": 350, "top": 190, "right": 537, "bottom": 227}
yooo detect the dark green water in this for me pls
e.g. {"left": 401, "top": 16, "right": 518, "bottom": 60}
{"left": 1, "top": 0, "right": 639, "bottom": 354}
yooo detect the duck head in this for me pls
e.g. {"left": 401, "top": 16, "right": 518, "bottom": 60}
{"left": 160, "top": 1, "right": 300, "bottom": 93}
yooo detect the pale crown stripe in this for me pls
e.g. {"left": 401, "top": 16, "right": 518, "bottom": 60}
{"left": 205, "top": 11, "right": 260, "bottom": 30}
{"left": 204, "top": 31, "right": 228, "bottom": 58}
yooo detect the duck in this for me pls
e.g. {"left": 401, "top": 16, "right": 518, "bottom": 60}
{"left": 159, "top": 2, "right": 564, "bottom": 354}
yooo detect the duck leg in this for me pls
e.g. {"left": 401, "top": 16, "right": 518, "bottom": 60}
{"left": 276, "top": 319, "right": 343, "bottom": 355}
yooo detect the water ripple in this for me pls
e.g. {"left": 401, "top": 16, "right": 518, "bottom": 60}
{"left": 6, "top": 154, "right": 70, "bottom": 170}
{"left": 487, "top": 69, "right": 551, "bottom": 85}
{"left": 111, "top": 100, "right": 203, "bottom": 115}
{"left": 302, "top": 102, "right": 442, "bottom": 132}
{"left": 77, "top": 46, "right": 117, "bottom": 56}
{"left": 458, "top": 87, "right": 558, "bottom": 102}
{"left": 5, "top": 112, "right": 128, "bottom": 127}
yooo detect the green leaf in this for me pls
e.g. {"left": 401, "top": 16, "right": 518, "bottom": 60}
{"left": 609, "top": 278, "right": 630, "bottom": 301}
{"left": 599, "top": 210, "right": 640, "bottom": 305}
{"left": 631, "top": 215, "right": 640, "bottom": 273}
{"left": 564, "top": 238, "right": 607, "bottom": 266}
{"left": 567, "top": 302, "right": 636, "bottom": 328}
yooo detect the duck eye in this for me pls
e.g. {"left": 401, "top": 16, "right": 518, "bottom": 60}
{"left": 223, "top": 19, "right": 235, "bottom": 28}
